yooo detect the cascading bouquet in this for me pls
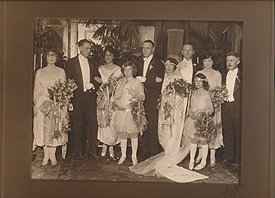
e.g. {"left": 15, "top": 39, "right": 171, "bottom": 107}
{"left": 128, "top": 95, "right": 147, "bottom": 135}
{"left": 157, "top": 78, "right": 192, "bottom": 128}
{"left": 47, "top": 79, "right": 77, "bottom": 139}
{"left": 193, "top": 111, "right": 222, "bottom": 143}
{"left": 209, "top": 85, "right": 229, "bottom": 111}
{"left": 96, "top": 74, "right": 122, "bottom": 128}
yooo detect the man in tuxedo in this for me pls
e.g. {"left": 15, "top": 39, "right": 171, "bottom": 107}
{"left": 221, "top": 52, "right": 242, "bottom": 169}
{"left": 65, "top": 39, "right": 102, "bottom": 160}
{"left": 136, "top": 40, "right": 165, "bottom": 160}
{"left": 176, "top": 43, "right": 197, "bottom": 84}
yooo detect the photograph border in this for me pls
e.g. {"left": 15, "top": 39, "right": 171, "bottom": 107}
{"left": 2, "top": 1, "right": 274, "bottom": 198}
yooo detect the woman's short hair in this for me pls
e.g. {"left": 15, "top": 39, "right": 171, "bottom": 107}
{"left": 194, "top": 73, "right": 209, "bottom": 90}
{"left": 201, "top": 53, "right": 216, "bottom": 65}
{"left": 164, "top": 57, "right": 178, "bottom": 71}
{"left": 121, "top": 61, "right": 137, "bottom": 76}
{"left": 43, "top": 48, "right": 59, "bottom": 59}
{"left": 104, "top": 46, "right": 117, "bottom": 58}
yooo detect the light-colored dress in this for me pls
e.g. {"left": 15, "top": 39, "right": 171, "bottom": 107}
{"left": 97, "top": 65, "right": 122, "bottom": 145}
{"left": 184, "top": 89, "right": 212, "bottom": 141}
{"left": 196, "top": 69, "right": 224, "bottom": 148}
{"left": 129, "top": 72, "right": 208, "bottom": 183}
{"left": 33, "top": 66, "right": 67, "bottom": 150}
{"left": 114, "top": 78, "right": 145, "bottom": 139}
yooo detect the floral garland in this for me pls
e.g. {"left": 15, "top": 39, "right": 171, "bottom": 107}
{"left": 157, "top": 78, "right": 192, "bottom": 128}
{"left": 128, "top": 95, "right": 147, "bottom": 133}
{"left": 96, "top": 75, "right": 122, "bottom": 128}
{"left": 193, "top": 111, "right": 222, "bottom": 143}
{"left": 47, "top": 79, "right": 77, "bottom": 139}
{"left": 209, "top": 85, "right": 229, "bottom": 111}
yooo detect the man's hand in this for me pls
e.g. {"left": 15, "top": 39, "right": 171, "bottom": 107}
{"left": 85, "top": 82, "right": 95, "bottom": 90}
{"left": 94, "top": 76, "right": 102, "bottom": 83}
{"left": 136, "top": 76, "right": 146, "bottom": 83}
{"left": 155, "top": 76, "right": 163, "bottom": 83}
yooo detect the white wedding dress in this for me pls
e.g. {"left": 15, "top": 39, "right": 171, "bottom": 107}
{"left": 129, "top": 73, "right": 208, "bottom": 183}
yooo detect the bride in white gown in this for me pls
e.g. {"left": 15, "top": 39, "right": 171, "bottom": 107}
{"left": 129, "top": 58, "right": 208, "bottom": 183}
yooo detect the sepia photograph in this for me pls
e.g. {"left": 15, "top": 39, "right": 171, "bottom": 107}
{"left": 1, "top": 1, "right": 273, "bottom": 198}
{"left": 31, "top": 18, "right": 243, "bottom": 184}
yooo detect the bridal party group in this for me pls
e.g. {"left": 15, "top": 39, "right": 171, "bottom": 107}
{"left": 32, "top": 38, "right": 241, "bottom": 178}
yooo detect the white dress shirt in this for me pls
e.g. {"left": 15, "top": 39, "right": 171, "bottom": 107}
{"left": 78, "top": 54, "right": 90, "bottom": 92}
{"left": 226, "top": 68, "right": 238, "bottom": 102}
{"left": 177, "top": 58, "right": 193, "bottom": 83}
{"left": 143, "top": 54, "right": 153, "bottom": 77}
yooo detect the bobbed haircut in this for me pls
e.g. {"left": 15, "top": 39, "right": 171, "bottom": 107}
{"left": 164, "top": 57, "right": 178, "bottom": 71}
{"left": 194, "top": 73, "right": 209, "bottom": 90}
{"left": 104, "top": 46, "right": 117, "bottom": 58}
{"left": 77, "top": 39, "right": 91, "bottom": 47}
{"left": 143, "top": 39, "right": 155, "bottom": 48}
{"left": 121, "top": 61, "right": 137, "bottom": 76}
{"left": 201, "top": 53, "right": 216, "bottom": 65}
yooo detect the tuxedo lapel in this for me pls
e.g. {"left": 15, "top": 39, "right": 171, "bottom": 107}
{"left": 233, "top": 70, "right": 241, "bottom": 93}
{"left": 88, "top": 58, "right": 94, "bottom": 82}
{"left": 145, "top": 56, "right": 155, "bottom": 78}
{"left": 75, "top": 56, "right": 84, "bottom": 88}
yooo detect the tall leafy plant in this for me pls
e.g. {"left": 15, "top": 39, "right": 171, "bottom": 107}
{"left": 79, "top": 19, "right": 142, "bottom": 65}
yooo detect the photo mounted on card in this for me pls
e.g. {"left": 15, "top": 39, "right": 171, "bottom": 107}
{"left": 31, "top": 18, "right": 243, "bottom": 185}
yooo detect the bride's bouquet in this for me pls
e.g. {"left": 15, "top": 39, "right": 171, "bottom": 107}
{"left": 97, "top": 75, "right": 122, "bottom": 128}
{"left": 209, "top": 85, "right": 229, "bottom": 111}
{"left": 128, "top": 95, "right": 147, "bottom": 134}
{"left": 157, "top": 78, "right": 192, "bottom": 126}
{"left": 165, "top": 78, "right": 192, "bottom": 98}
{"left": 47, "top": 79, "right": 77, "bottom": 139}
{"left": 194, "top": 111, "right": 222, "bottom": 143}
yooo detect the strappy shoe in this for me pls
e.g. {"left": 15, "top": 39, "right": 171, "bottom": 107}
{"left": 194, "top": 163, "right": 206, "bottom": 170}
{"left": 51, "top": 160, "right": 57, "bottom": 166}
{"left": 118, "top": 157, "right": 126, "bottom": 164}
{"left": 42, "top": 160, "right": 48, "bottom": 166}
{"left": 189, "top": 162, "right": 194, "bottom": 170}
{"left": 132, "top": 157, "right": 137, "bottom": 165}
{"left": 109, "top": 150, "right": 115, "bottom": 159}
{"left": 195, "top": 157, "right": 202, "bottom": 164}
{"left": 101, "top": 147, "right": 107, "bottom": 157}
{"left": 210, "top": 160, "right": 216, "bottom": 167}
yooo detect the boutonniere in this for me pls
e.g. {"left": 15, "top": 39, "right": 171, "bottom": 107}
{"left": 149, "top": 65, "right": 153, "bottom": 70}
{"left": 236, "top": 75, "right": 241, "bottom": 83}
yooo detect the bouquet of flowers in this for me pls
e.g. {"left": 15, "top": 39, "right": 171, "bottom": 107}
{"left": 157, "top": 78, "right": 192, "bottom": 128}
{"left": 165, "top": 78, "right": 192, "bottom": 98}
{"left": 194, "top": 111, "right": 222, "bottom": 143}
{"left": 48, "top": 79, "right": 78, "bottom": 107}
{"left": 128, "top": 95, "right": 147, "bottom": 134}
{"left": 47, "top": 79, "right": 77, "bottom": 139}
{"left": 97, "top": 75, "right": 122, "bottom": 128}
{"left": 209, "top": 85, "right": 229, "bottom": 111}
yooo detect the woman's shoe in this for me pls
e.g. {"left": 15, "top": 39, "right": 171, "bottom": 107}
{"left": 118, "top": 157, "right": 126, "bottom": 164}
{"left": 42, "top": 160, "right": 48, "bottom": 166}
{"left": 195, "top": 157, "right": 202, "bottom": 164}
{"left": 210, "top": 160, "right": 216, "bottom": 167}
{"left": 101, "top": 146, "right": 107, "bottom": 157}
{"left": 132, "top": 157, "right": 137, "bottom": 165}
{"left": 194, "top": 163, "right": 206, "bottom": 170}
{"left": 189, "top": 162, "right": 194, "bottom": 170}
{"left": 51, "top": 160, "right": 57, "bottom": 166}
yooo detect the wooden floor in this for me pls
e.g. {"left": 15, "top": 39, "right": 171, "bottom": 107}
{"left": 31, "top": 146, "right": 239, "bottom": 184}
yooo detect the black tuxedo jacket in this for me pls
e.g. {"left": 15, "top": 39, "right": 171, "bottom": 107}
{"left": 222, "top": 69, "right": 242, "bottom": 105}
{"left": 65, "top": 55, "right": 101, "bottom": 95}
{"left": 137, "top": 55, "right": 165, "bottom": 92}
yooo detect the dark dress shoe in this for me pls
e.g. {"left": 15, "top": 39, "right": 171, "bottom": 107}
{"left": 76, "top": 153, "right": 83, "bottom": 160}
{"left": 88, "top": 152, "right": 101, "bottom": 161}
{"left": 221, "top": 159, "right": 234, "bottom": 165}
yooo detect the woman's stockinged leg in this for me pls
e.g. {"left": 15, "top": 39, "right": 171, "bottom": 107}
{"left": 118, "top": 139, "right": 127, "bottom": 164}
{"left": 131, "top": 138, "right": 138, "bottom": 165}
